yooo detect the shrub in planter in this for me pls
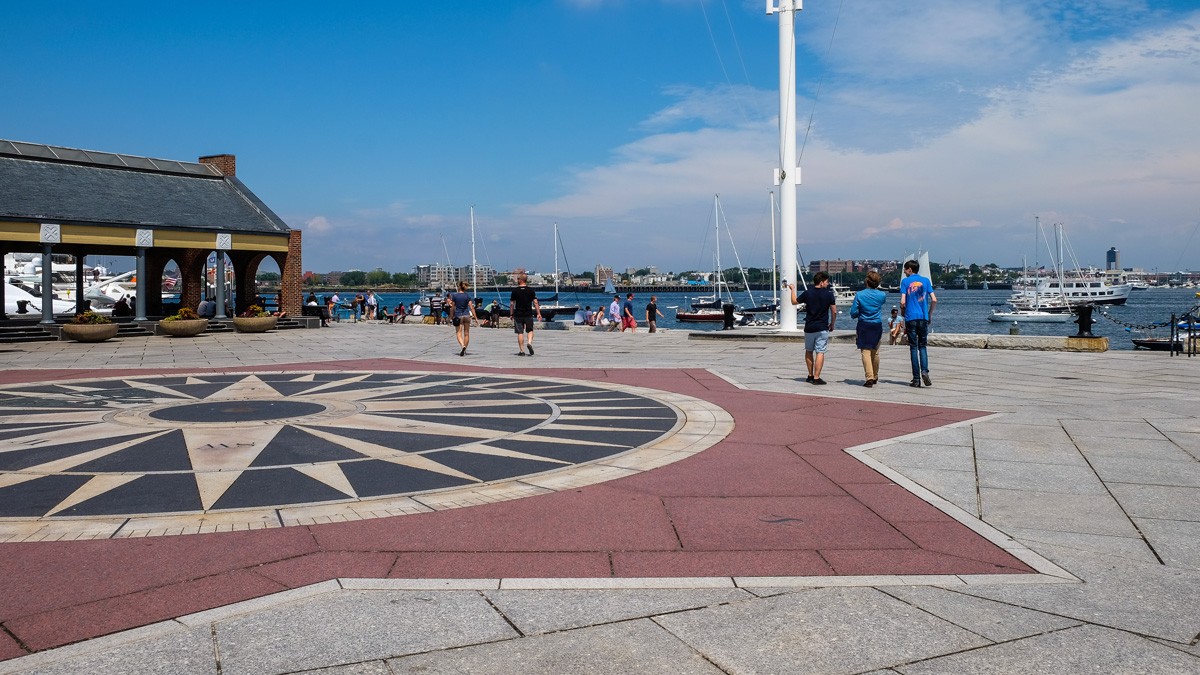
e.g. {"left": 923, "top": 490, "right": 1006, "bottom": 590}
{"left": 158, "top": 307, "right": 208, "bottom": 337}
{"left": 61, "top": 311, "right": 118, "bottom": 342}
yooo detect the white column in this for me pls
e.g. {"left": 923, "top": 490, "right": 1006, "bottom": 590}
{"left": 770, "top": 0, "right": 802, "bottom": 332}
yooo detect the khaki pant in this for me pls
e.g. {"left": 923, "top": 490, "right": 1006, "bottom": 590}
{"left": 860, "top": 348, "right": 880, "bottom": 381}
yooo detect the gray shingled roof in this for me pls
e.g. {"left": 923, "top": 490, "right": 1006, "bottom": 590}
{"left": 0, "top": 143, "right": 290, "bottom": 235}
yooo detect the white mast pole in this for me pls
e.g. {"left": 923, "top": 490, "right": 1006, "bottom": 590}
{"left": 770, "top": 190, "right": 779, "bottom": 317}
{"left": 553, "top": 222, "right": 560, "bottom": 297}
{"left": 470, "top": 206, "right": 478, "bottom": 299}
{"left": 769, "top": 0, "right": 801, "bottom": 332}
{"left": 714, "top": 194, "right": 722, "bottom": 300}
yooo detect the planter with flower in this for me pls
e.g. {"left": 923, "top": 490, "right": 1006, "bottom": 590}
{"left": 158, "top": 307, "right": 208, "bottom": 337}
{"left": 232, "top": 305, "right": 277, "bottom": 333}
{"left": 61, "top": 311, "right": 119, "bottom": 342}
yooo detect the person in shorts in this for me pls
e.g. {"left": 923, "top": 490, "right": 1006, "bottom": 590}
{"left": 621, "top": 293, "right": 637, "bottom": 332}
{"left": 509, "top": 273, "right": 541, "bottom": 355}
{"left": 449, "top": 280, "right": 476, "bottom": 356}
{"left": 646, "top": 296, "right": 664, "bottom": 333}
{"left": 787, "top": 271, "right": 837, "bottom": 385}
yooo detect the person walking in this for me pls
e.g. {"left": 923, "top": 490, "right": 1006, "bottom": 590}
{"left": 849, "top": 270, "right": 887, "bottom": 387}
{"left": 646, "top": 295, "right": 664, "bottom": 333}
{"left": 606, "top": 294, "right": 621, "bottom": 332}
{"left": 352, "top": 293, "right": 364, "bottom": 322}
{"left": 365, "top": 291, "right": 377, "bottom": 321}
{"left": 449, "top": 281, "right": 476, "bottom": 356}
{"left": 900, "top": 259, "right": 938, "bottom": 387}
{"left": 787, "top": 271, "right": 837, "bottom": 385}
{"left": 510, "top": 273, "right": 541, "bottom": 355}
{"left": 434, "top": 294, "right": 448, "bottom": 326}
{"left": 621, "top": 293, "right": 637, "bottom": 332}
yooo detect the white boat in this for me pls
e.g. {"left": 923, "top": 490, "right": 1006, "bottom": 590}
{"left": 1008, "top": 276, "right": 1131, "bottom": 309}
{"left": 988, "top": 308, "right": 1071, "bottom": 323}
{"left": 4, "top": 279, "right": 78, "bottom": 316}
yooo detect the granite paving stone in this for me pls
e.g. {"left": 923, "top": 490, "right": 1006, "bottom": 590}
{"left": 214, "top": 590, "right": 518, "bottom": 674}
{"left": 879, "top": 586, "right": 1080, "bottom": 643}
{"left": 975, "top": 459, "right": 1108, "bottom": 495}
{"left": 1085, "top": 454, "right": 1200, "bottom": 487}
{"left": 481, "top": 588, "right": 754, "bottom": 635}
{"left": 1002, "top": 527, "right": 1159, "bottom": 565}
{"left": 1106, "top": 483, "right": 1200, "bottom": 521}
{"left": 3, "top": 626, "right": 216, "bottom": 675}
{"left": 1133, "top": 517, "right": 1200, "bottom": 570}
{"left": 864, "top": 444, "right": 976, "bottom": 472}
{"left": 971, "top": 437, "right": 1087, "bottom": 466}
{"left": 884, "top": 467, "right": 981, "bottom": 517}
{"left": 978, "top": 487, "right": 1139, "bottom": 537}
{"left": 653, "top": 586, "right": 989, "bottom": 674}
{"left": 955, "top": 544, "right": 1200, "bottom": 643}
{"left": 897, "top": 624, "right": 1200, "bottom": 674}
{"left": 387, "top": 619, "right": 725, "bottom": 674}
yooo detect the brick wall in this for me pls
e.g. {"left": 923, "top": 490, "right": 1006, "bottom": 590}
{"left": 281, "top": 230, "right": 303, "bottom": 316}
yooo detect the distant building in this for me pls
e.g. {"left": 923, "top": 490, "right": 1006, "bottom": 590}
{"left": 414, "top": 263, "right": 456, "bottom": 289}
{"left": 325, "top": 271, "right": 344, "bottom": 286}
{"left": 1106, "top": 247, "right": 1120, "bottom": 271}
{"left": 456, "top": 264, "right": 495, "bottom": 287}
{"left": 595, "top": 265, "right": 615, "bottom": 286}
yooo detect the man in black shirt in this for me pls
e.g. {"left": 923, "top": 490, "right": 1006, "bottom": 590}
{"left": 509, "top": 273, "right": 541, "bottom": 356}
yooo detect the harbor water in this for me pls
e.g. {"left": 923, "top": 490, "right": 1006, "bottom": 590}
{"left": 303, "top": 287, "right": 1200, "bottom": 351}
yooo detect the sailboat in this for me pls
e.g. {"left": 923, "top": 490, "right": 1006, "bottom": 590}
{"left": 676, "top": 195, "right": 743, "bottom": 323}
{"left": 989, "top": 220, "right": 1071, "bottom": 323}
{"left": 538, "top": 223, "right": 580, "bottom": 321}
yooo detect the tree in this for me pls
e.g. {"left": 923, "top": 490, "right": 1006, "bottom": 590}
{"left": 256, "top": 271, "right": 280, "bottom": 282}
{"left": 365, "top": 269, "right": 391, "bottom": 286}
{"left": 391, "top": 272, "right": 417, "bottom": 287}
{"left": 635, "top": 268, "right": 650, "bottom": 276}
{"left": 340, "top": 270, "right": 366, "bottom": 286}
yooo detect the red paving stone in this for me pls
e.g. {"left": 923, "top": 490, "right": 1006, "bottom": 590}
{"left": 612, "top": 550, "right": 835, "bottom": 577}
{"left": 391, "top": 552, "right": 613, "bottom": 579}
{"left": 664, "top": 496, "right": 916, "bottom": 551}
{"left": 8, "top": 569, "right": 287, "bottom": 652}
{"left": 254, "top": 551, "right": 398, "bottom": 588}
{"left": 0, "top": 362, "right": 1018, "bottom": 661}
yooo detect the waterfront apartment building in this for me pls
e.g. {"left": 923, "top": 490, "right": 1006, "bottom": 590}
{"left": 808, "top": 259, "right": 899, "bottom": 274}
{"left": 595, "top": 265, "right": 615, "bottom": 286}
{"left": 413, "top": 263, "right": 496, "bottom": 289}
{"left": 456, "top": 264, "right": 495, "bottom": 288}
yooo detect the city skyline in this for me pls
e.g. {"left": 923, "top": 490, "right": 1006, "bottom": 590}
{"left": 4, "top": 2, "right": 1198, "bottom": 275}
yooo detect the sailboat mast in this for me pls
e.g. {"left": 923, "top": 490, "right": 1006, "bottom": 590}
{"left": 714, "top": 194, "right": 723, "bottom": 300}
{"left": 470, "top": 206, "right": 478, "bottom": 299}
{"left": 553, "top": 222, "right": 560, "bottom": 297}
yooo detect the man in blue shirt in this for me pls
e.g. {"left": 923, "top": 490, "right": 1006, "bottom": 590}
{"left": 900, "top": 260, "right": 938, "bottom": 387}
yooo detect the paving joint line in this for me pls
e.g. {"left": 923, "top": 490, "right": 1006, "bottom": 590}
{"left": 1059, "top": 420, "right": 1167, "bottom": 566}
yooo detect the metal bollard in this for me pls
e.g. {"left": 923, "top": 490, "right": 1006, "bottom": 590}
{"left": 1009, "top": 321, "right": 1019, "bottom": 335}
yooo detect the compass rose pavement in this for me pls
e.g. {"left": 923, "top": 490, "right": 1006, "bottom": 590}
{"left": 0, "top": 326, "right": 1194, "bottom": 673}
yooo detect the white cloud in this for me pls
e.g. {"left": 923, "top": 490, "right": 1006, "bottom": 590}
{"left": 512, "top": 10, "right": 1200, "bottom": 270}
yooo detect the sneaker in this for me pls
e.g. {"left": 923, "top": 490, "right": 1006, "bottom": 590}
{"left": 910, "top": 379, "right": 921, "bottom": 388}
{"left": 805, "top": 375, "right": 815, "bottom": 384}
{"left": 922, "top": 372, "right": 932, "bottom": 387}
{"left": 459, "top": 347, "right": 466, "bottom": 357}
{"left": 516, "top": 352, "right": 526, "bottom": 356}
{"left": 813, "top": 378, "right": 827, "bottom": 385}
{"left": 527, "top": 344, "right": 535, "bottom": 356}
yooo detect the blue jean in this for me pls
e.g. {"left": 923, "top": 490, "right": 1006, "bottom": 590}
{"left": 906, "top": 319, "right": 929, "bottom": 378}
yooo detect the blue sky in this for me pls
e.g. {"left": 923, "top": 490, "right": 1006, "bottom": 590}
{"left": 4, "top": 1, "right": 1198, "bottom": 276}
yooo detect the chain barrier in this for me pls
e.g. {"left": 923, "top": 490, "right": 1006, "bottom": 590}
{"left": 1094, "top": 303, "right": 1200, "bottom": 332}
